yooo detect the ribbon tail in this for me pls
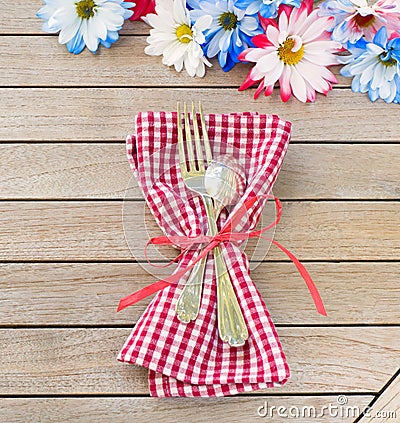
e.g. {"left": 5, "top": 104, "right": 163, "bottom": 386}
{"left": 270, "top": 239, "right": 327, "bottom": 316}
{"left": 117, "top": 281, "right": 170, "bottom": 312}
{"left": 117, "top": 240, "right": 219, "bottom": 312}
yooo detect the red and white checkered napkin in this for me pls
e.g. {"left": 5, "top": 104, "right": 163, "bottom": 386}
{"left": 118, "top": 111, "right": 292, "bottom": 397}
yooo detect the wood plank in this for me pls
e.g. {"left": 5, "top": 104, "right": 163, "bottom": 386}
{"left": 0, "top": 396, "right": 375, "bottom": 423}
{"left": 358, "top": 374, "right": 400, "bottom": 422}
{"left": 0, "top": 328, "right": 398, "bottom": 394}
{"left": 0, "top": 36, "right": 349, "bottom": 88}
{"left": 0, "top": 0, "right": 149, "bottom": 35}
{"left": 1, "top": 89, "right": 399, "bottom": 142}
{"left": 1, "top": 262, "right": 400, "bottom": 326}
{"left": 1, "top": 143, "right": 400, "bottom": 199}
{"left": 1, "top": 201, "right": 399, "bottom": 261}
{"left": 0, "top": 0, "right": 330, "bottom": 35}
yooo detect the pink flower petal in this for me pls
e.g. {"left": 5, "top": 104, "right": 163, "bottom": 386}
{"left": 255, "top": 79, "right": 266, "bottom": 98}
{"left": 279, "top": 65, "right": 292, "bottom": 102}
{"left": 278, "top": 4, "right": 293, "bottom": 20}
{"left": 252, "top": 34, "right": 275, "bottom": 49}
{"left": 303, "top": 58, "right": 338, "bottom": 85}
{"left": 264, "top": 84, "right": 274, "bottom": 97}
{"left": 305, "top": 80, "right": 316, "bottom": 102}
{"left": 263, "top": 58, "right": 284, "bottom": 86}
{"left": 301, "top": 15, "right": 334, "bottom": 43}
{"left": 303, "top": 49, "right": 339, "bottom": 66}
{"left": 238, "top": 49, "right": 250, "bottom": 62}
{"left": 239, "top": 70, "right": 257, "bottom": 91}
{"left": 303, "top": 0, "right": 314, "bottom": 14}
{"left": 295, "top": 60, "right": 331, "bottom": 94}
{"left": 288, "top": 6, "right": 309, "bottom": 34}
{"left": 266, "top": 25, "right": 280, "bottom": 47}
{"left": 259, "top": 16, "right": 278, "bottom": 32}
{"left": 278, "top": 9, "right": 289, "bottom": 33}
{"left": 252, "top": 52, "right": 280, "bottom": 80}
{"left": 239, "top": 48, "right": 268, "bottom": 62}
{"left": 290, "top": 65, "right": 308, "bottom": 102}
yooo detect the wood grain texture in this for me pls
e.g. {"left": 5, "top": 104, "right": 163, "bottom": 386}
{"left": 1, "top": 201, "right": 399, "bottom": 261}
{"left": 1, "top": 143, "right": 399, "bottom": 200}
{"left": 1, "top": 88, "right": 400, "bottom": 142}
{"left": 1, "top": 36, "right": 349, "bottom": 88}
{"left": 359, "top": 374, "right": 400, "bottom": 422}
{"left": 1, "top": 262, "right": 400, "bottom": 326}
{"left": 0, "top": 0, "right": 149, "bottom": 35}
{"left": 3, "top": 0, "right": 400, "bottom": 410}
{"left": 0, "top": 396, "right": 375, "bottom": 423}
{"left": 0, "top": 328, "right": 399, "bottom": 394}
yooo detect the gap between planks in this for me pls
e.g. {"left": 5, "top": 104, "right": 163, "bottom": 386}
{"left": 0, "top": 144, "right": 399, "bottom": 200}
{"left": 0, "top": 36, "right": 351, "bottom": 88}
{"left": 0, "top": 396, "right": 375, "bottom": 423}
{"left": 1, "top": 262, "right": 400, "bottom": 326}
{"left": 0, "top": 201, "right": 399, "bottom": 261}
{"left": 0, "top": 327, "right": 399, "bottom": 395}
{"left": 1, "top": 88, "right": 400, "bottom": 142}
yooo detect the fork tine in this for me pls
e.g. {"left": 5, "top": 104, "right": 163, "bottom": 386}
{"left": 199, "top": 102, "right": 212, "bottom": 165}
{"left": 183, "top": 102, "right": 195, "bottom": 171}
{"left": 192, "top": 102, "right": 205, "bottom": 172}
{"left": 177, "top": 102, "right": 188, "bottom": 177}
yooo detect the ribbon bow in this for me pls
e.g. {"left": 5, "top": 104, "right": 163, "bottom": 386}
{"left": 117, "top": 195, "right": 327, "bottom": 316}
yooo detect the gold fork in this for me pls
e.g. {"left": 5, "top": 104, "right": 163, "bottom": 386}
{"left": 175, "top": 101, "right": 248, "bottom": 347}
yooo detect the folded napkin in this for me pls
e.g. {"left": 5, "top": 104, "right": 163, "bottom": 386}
{"left": 118, "top": 111, "right": 292, "bottom": 397}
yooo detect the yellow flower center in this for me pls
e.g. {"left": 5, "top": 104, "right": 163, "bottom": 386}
{"left": 75, "top": 0, "right": 97, "bottom": 19}
{"left": 277, "top": 37, "right": 304, "bottom": 65}
{"left": 176, "top": 24, "right": 193, "bottom": 43}
{"left": 218, "top": 12, "right": 238, "bottom": 30}
{"left": 378, "top": 54, "right": 397, "bottom": 67}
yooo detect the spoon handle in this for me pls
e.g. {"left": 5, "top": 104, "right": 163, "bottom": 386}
{"left": 204, "top": 196, "right": 249, "bottom": 347}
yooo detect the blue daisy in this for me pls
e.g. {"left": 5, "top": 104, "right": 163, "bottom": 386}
{"left": 188, "top": 0, "right": 262, "bottom": 72}
{"left": 235, "top": 0, "right": 301, "bottom": 19}
{"left": 340, "top": 27, "right": 400, "bottom": 104}
{"left": 37, "top": 0, "right": 134, "bottom": 54}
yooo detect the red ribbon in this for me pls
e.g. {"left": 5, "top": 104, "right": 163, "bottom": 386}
{"left": 117, "top": 195, "right": 327, "bottom": 316}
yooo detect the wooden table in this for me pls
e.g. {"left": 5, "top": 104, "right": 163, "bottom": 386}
{"left": 1, "top": 2, "right": 399, "bottom": 422}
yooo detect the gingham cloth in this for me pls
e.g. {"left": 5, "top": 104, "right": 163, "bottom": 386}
{"left": 118, "top": 111, "right": 292, "bottom": 397}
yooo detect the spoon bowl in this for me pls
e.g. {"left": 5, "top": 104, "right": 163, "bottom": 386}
{"left": 204, "top": 156, "right": 246, "bottom": 213}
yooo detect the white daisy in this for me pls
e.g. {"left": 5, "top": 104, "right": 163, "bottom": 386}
{"left": 144, "top": 0, "right": 213, "bottom": 77}
{"left": 37, "top": 0, "right": 134, "bottom": 54}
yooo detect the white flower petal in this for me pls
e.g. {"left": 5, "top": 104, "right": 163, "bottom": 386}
{"left": 290, "top": 65, "right": 307, "bottom": 102}
{"left": 173, "top": 0, "right": 190, "bottom": 25}
{"left": 263, "top": 58, "right": 284, "bottom": 86}
{"left": 301, "top": 15, "right": 332, "bottom": 43}
{"left": 266, "top": 25, "right": 280, "bottom": 47}
{"left": 295, "top": 60, "right": 331, "bottom": 94}
{"left": 58, "top": 16, "right": 81, "bottom": 44}
{"left": 207, "top": 29, "right": 224, "bottom": 57}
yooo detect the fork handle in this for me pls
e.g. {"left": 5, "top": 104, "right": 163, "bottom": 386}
{"left": 175, "top": 253, "right": 207, "bottom": 323}
{"left": 203, "top": 196, "right": 249, "bottom": 347}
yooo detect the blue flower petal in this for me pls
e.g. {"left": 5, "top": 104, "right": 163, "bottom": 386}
{"left": 37, "top": 0, "right": 131, "bottom": 54}
{"left": 259, "top": 3, "right": 277, "bottom": 18}
{"left": 344, "top": 30, "right": 400, "bottom": 104}
{"left": 66, "top": 33, "right": 86, "bottom": 54}
{"left": 190, "top": 0, "right": 262, "bottom": 71}
{"left": 373, "top": 27, "right": 388, "bottom": 49}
